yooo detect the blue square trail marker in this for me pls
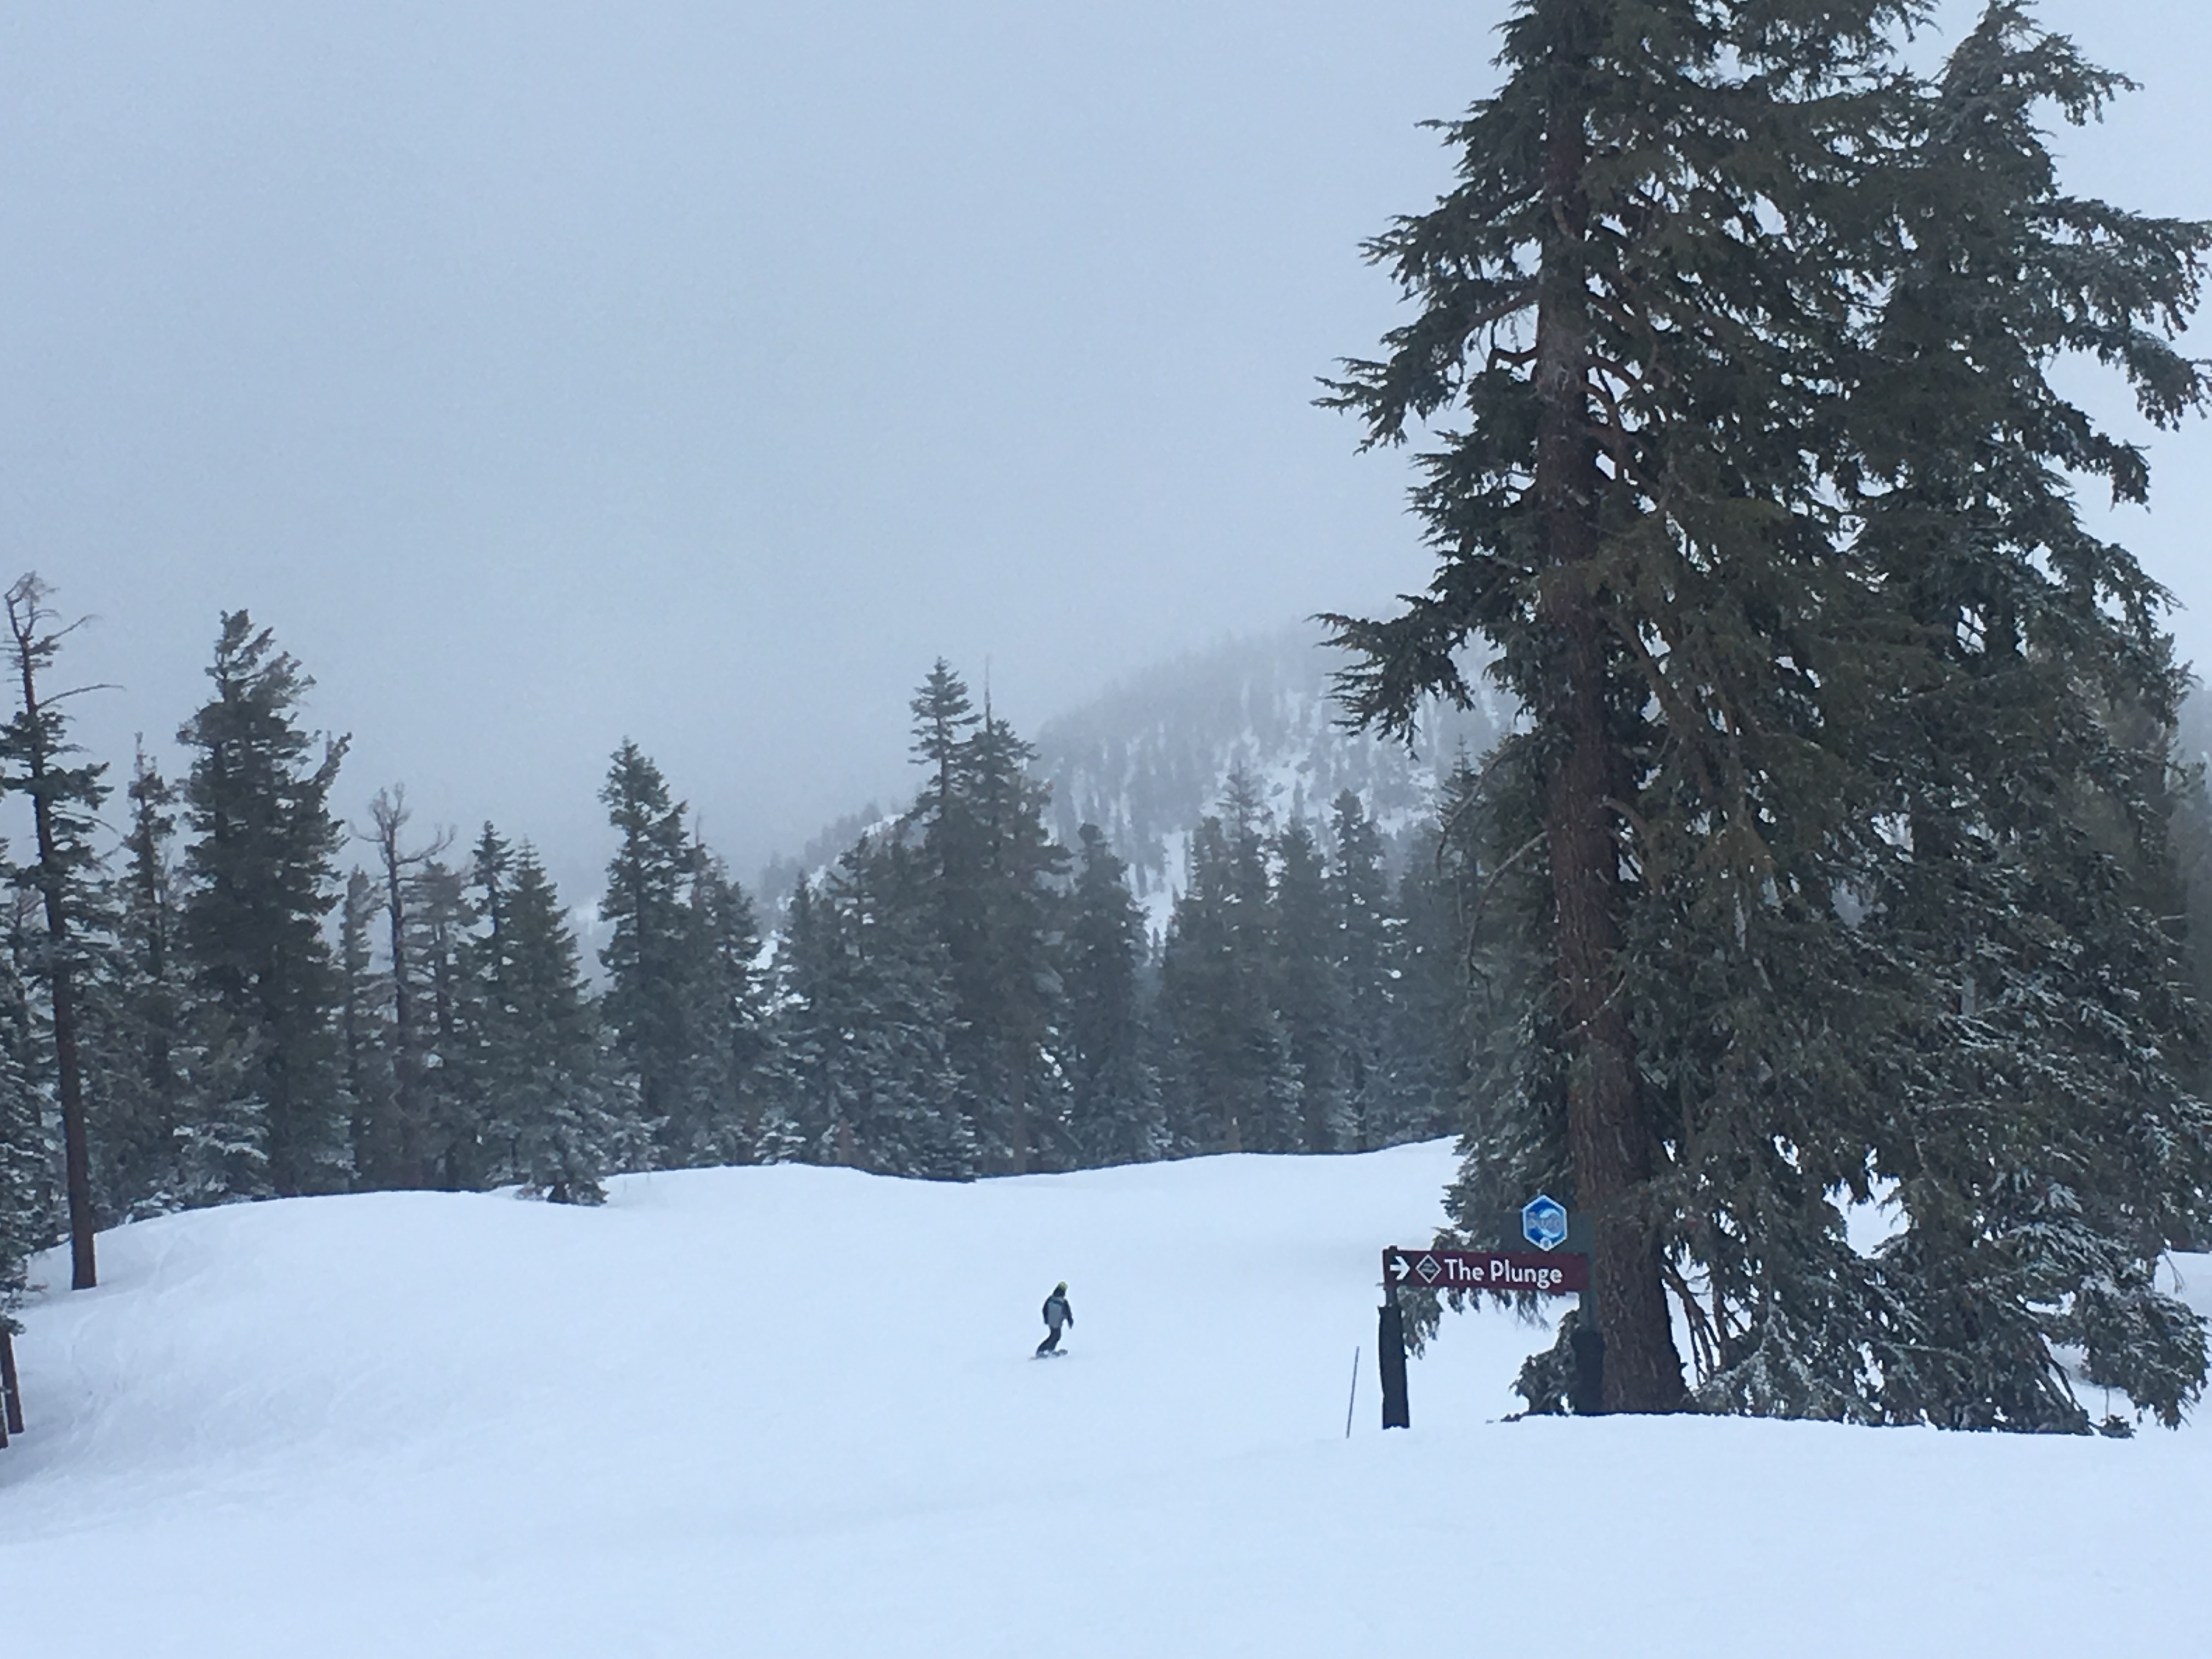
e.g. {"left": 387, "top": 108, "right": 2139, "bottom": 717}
{"left": 1521, "top": 1193, "right": 1570, "bottom": 1252}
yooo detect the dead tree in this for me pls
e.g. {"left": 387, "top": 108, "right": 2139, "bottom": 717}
{"left": 2, "top": 574, "right": 111, "bottom": 1291}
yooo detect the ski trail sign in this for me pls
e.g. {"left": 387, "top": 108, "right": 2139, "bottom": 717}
{"left": 1383, "top": 1246, "right": 1589, "bottom": 1294}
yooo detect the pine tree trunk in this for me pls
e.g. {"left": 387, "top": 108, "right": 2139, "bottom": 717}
{"left": 50, "top": 966, "right": 94, "bottom": 1290}
{"left": 1533, "top": 105, "right": 1683, "bottom": 1414}
{"left": 378, "top": 805, "right": 426, "bottom": 1190}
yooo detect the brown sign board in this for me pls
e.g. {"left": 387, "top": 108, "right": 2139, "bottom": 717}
{"left": 1384, "top": 1246, "right": 1588, "bottom": 1295}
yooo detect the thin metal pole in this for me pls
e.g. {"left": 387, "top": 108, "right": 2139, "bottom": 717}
{"left": 1344, "top": 1345, "right": 1361, "bottom": 1438}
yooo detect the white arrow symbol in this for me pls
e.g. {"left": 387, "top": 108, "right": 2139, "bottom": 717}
{"left": 1390, "top": 1254, "right": 1411, "bottom": 1283}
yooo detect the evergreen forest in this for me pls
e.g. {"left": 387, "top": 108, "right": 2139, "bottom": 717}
{"left": 0, "top": 624, "right": 1486, "bottom": 1312}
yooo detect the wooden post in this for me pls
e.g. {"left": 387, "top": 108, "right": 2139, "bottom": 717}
{"left": 0, "top": 1326, "right": 21, "bottom": 1439}
{"left": 1378, "top": 1255, "right": 1410, "bottom": 1431}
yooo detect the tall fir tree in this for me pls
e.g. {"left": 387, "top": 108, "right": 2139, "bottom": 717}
{"left": 1158, "top": 770, "right": 1300, "bottom": 1154}
{"left": 1804, "top": 7, "right": 2212, "bottom": 1427}
{"left": 900, "top": 665, "right": 1072, "bottom": 1171}
{"left": 176, "top": 613, "right": 348, "bottom": 1197}
{"left": 475, "top": 834, "right": 621, "bottom": 1203}
{"left": 946, "top": 703, "right": 1070, "bottom": 1171}
{"left": 771, "top": 847, "right": 973, "bottom": 1180}
{"left": 1326, "top": 0, "right": 2212, "bottom": 1424}
{"left": 1384, "top": 805, "right": 1483, "bottom": 1152}
{"left": 1062, "top": 823, "right": 1164, "bottom": 1165}
{"left": 1326, "top": 789, "right": 1403, "bottom": 1150}
{"left": 670, "top": 845, "right": 777, "bottom": 1165}
{"left": 1272, "top": 817, "right": 1347, "bottom": 1153}
{"left": 0, "top": 902, "right": 49, "bottom": 1322}
{"left": 81, "top": 748, "right": 194, "bottom": 1218}
{"left": 599, "top": 741, "right": 696, "bottom": 1154}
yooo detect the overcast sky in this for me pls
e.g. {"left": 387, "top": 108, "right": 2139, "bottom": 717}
{"left": 1, "top": 1, "right": 2205, "bottom": 904}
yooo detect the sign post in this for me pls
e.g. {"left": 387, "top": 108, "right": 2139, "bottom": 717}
{"left": 0, "top": 1327, "right": 19, "bottom": 1442}
{"left": 1376, "top": 1194, "right": 1586, "bottom": 1431}
{"left": 1377, "top": 1296, "right": 1410, "bottom": 1430}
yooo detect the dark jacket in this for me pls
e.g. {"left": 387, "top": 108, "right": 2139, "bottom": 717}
{"left": 1042, "top": 1291, "right": 1073, "bottom": 1331}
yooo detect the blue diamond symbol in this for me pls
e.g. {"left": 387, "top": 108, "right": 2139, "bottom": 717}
{"left": 1522, "top": 1194, "right": 1569, "bottom": 1252}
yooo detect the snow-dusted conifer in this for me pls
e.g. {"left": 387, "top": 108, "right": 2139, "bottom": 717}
{"left": 1273, "top": 818, "right": 1348, "bottom": 1152}
{"left": 176, "top": 612, "right": 348, "bottom": 1197}
{"left": 902, "top": 665, "right": 1070, "bottom": 1171}
{"left": 599, "top": 742, "right": 694, "bottom": 1153}
{"left": 476, "top": 838, "right": 618, "bottom": 1204}
{"left": 1062, "top": 824, "right": 1164, "bottom": 1165}
{"left": 669, "top": 847, "right": 777, "bottom": 1165}
{"left": 0, "top": 917, "right": 50, "bottom": 1321}
{"left": 774, "top": 848, "right": 973, "bottom": 1180}
{"left": 1327, "top": 0, "right": 2212, "bottom": 1425}
{"left": 79, "top": 748, "right": 191, "bottom": 1218}
{"left": 1158, "top": 770, "right": 1301, "bottom": 1154}
{"left": 1325, "top": 790, "right": 1408, "bottom": 1150}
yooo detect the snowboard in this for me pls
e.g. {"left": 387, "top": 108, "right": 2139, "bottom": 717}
{"left": 1032, "top": 1347, "right": 1070, "bottom": 1360}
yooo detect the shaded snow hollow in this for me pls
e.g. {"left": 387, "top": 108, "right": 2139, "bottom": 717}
{"left": 2, "top": 1143, "right": 2207, "bottom": 1656}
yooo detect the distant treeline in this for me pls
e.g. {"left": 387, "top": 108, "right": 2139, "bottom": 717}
{"left": 0, "top": 606, "right": 1493, "bottom": 1314}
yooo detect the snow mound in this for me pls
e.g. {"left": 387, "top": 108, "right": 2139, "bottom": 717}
{"left": 2, "top": 1145, "right": 2206, "bottom": 1656}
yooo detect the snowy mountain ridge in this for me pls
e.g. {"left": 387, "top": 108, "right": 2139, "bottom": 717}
{"left": 1033, "top": 624, "right": 1507, "bottom": 901}
{"left": 758, "top": 625, "right": 1509, "bottom": 923}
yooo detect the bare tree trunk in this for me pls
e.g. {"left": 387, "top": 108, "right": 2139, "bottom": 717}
{"left": 374, "top": 791, "right": 420, "bottom": 1187}
{"left": 369, "top": 788, "right": 450, "bottom": 1189}
{"left": 49, "top": 967, "right": 95, "bottom": 1290}
{"left": 1532, "top": 111, "right": 1684, "bottom": 1414}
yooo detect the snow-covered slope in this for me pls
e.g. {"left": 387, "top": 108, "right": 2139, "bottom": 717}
{"left": 3, "top": 1149, "right": 2207, "bottom": 1656}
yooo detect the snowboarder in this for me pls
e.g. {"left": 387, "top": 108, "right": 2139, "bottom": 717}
{"left": 1036, "top": 1282, "right": 1074, "bottom": 1357}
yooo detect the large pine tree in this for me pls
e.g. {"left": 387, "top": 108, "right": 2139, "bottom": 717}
{"left": 772, "top": 848, "right": 973, "bottom": 1180}
{"left": 1062, "top": 823, "right": 1164, "bottom": 1165}
{"left": 903, "top": 665, "right": 1070, "bottom": 1172}
{"left": 176, "top": 613, "right": 349, "bottom": 1198}
{"left": 475, "top": 834, "right": 622, "bottom": 1203}
{"left": 599, "top": 741, "right": 696, "bottom": 1151}
{"left": 1326, "top": 0, "right": 2212, "bottom": 1423}
{"left": 1158, "top": 770, "right": 1300, "bottom": 1155}
{"left": 81, "top": 748, "right": 198, "bottom": 1218}
{"left": 950, "top": 706, "right": 1069, "bottom": 1170}
{"left": 1326, "top": 790, "right": 1401, "bottom": 1150}
{"left": 669, "top": 845, "right": 776, "bottom": 1165}
{"left": 1272, "top": 817, "right": 1347, "bottom": 1152}
{"left": 0, "top": 915, "right": 48, "bottom": 1321}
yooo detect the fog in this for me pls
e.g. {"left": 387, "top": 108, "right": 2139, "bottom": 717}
{"left": 1, "top": 1, "right": 2205, "bottom": 903}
